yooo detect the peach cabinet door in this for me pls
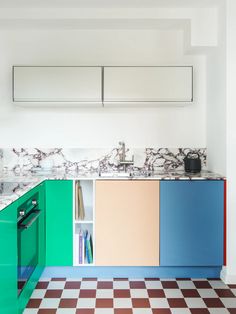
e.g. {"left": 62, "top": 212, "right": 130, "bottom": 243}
{"left": 95, "top": 180, "right": 159, "bottom": 266}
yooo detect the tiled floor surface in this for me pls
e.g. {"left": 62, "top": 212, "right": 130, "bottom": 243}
{"left": 23, "top": 277, "right": 236, "bottom": 314}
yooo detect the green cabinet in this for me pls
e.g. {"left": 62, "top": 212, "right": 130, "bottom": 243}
{"left": 45, "top": 180, "right": 73, "bottom": 266}
{"left": 0, "top": 202, "right": 18, "bottom": 314}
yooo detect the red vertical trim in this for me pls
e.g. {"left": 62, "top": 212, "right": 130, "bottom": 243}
{"left": 224, "top": 180, "right": 227, "bottom": 266}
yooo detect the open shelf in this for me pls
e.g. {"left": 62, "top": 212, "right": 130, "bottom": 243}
{"left": 73, "top": 180, "right": 95, "bottom": 266}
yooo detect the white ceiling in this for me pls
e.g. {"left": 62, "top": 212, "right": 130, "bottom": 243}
{"left": 0, "top": 0, "right": 223, "bottom": 8}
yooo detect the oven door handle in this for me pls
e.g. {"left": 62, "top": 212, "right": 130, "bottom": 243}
{"left": 18, "top": 210, "right": 41, "bottom": 230}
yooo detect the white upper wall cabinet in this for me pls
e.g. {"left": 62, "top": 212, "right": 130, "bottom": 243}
{"left": 13, "top": 66, "right": 102, "bottom": 106}
{"left": 103, "top": 66, "right": 193, "bottom": 106}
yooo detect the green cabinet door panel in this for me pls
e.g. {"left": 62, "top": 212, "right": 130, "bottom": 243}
{"left": 45, "top": 180, "right": 73, "bottom": 266}
{"left": 0, "top": 202, "right": 18, "bottom": 314}
{"left": 17, "top": 182, "right": 45, "bottom": 313}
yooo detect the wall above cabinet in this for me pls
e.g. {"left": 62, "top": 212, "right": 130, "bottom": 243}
{"left": 12, "top": 65, "right": 193, "bottom": 107}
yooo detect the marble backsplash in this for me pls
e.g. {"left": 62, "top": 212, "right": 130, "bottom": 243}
{"left": 0, "top": 147, "right": 207, "bottom": 174}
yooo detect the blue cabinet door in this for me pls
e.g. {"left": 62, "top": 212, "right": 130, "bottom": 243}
{"left": 160, "top": 180, "right": 224, "bottom": 266}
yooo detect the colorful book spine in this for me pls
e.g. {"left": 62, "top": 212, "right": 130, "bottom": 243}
{"left": 86, "top": 233, "right": 93, "bottom": 264}
{"left": 79, "top": 230, "right": 83, "bottom": 264}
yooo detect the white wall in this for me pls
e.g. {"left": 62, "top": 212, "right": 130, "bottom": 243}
{"left": 221, "top": 0, "right": 236, "bottom": 284}
{"left": 206, "top": 2, "right": 226, "bottom": 175}
{"left": 0, "top": 28, "right": 206, "bottom": 148}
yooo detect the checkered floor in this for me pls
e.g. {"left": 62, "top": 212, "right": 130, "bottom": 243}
{"left": 23, "top": 277, "right": 236, "bottom": 314}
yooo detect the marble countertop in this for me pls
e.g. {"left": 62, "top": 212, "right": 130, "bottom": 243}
{"left": 0, "top": 170, "right": 225, "bottom": 212}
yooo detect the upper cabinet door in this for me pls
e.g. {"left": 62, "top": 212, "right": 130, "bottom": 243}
{"left": 13, "top": 66, "right": 102, "bottom": 106}
{"left": 103, "top": 66, "right": 193, "bottom": 106}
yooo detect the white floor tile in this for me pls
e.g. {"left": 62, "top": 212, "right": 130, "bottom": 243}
{"left": 164, "top": 289, "right": 183, "bottom": 298}
{"left": 145, "top": 281, "right": 162, "bottom": 289}
{"left": 56, "top": 309, "right": 76, "bottom": 314}
{"left": 198, "top": 289, "right": 218, "bottom": 298}
{"left": 171, "top": 309, "right": 191, "bottom": 314}
{"left": 114, "top": 298, "right": 132, "bottom": 308}
{"left": 39, "top": 298, "right": 60, "bottom": 308}
{"left": 185, "top": 297, "right": 206, "bottom": 308}
{"left": 132, "top": 309, "right": 153, "bottom": 314}
{"left": 221, "top": 297, "right": 236, "bottom": 308}
{"left": 47, "top": 281, "right": 65, "bottom": 289}
{"left": 80, "top": 281, "right": 97, "bottom": 289}
{"left": 232, "top": 288, "right": 236, "bottom": 296}
{"left": 67, "top": 277, "right": 82, "bottom": 281}
{"left": 113, "top": 281, "right": 130, "bottom": 289}
{"left": 23, "top": 310, "right": 38, "bottom": 314}
{"left": 95, "top": 309, "right": 114, "bottom": 314}
{"left": 77, "top": 298, "right": 96, "bottom": 308}
{"left": 209, "top": 280, "right": 229, "bottom": 289}
{"left": 61, "top": 289, "right": 80, "bottom": 298}
{"left": 209, "top": 309, "right": 229, "bottom": 314}
{"left": 30, "top": 289, "right": 46, "bottom": 298}
{"left": 149, "top": 297, "right": 169, "bottom": 308}
{"left": 177, "top": 281, "right": 195, "bottom": 289}
{"left": 130, "top": 289, "right": 148, "bottom": 298}
{"left": 96, "top": 289, "right": 113, "bottom": 298}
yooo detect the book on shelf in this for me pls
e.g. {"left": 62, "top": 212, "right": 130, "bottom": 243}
{"left": 75, "top": 181, "right": 85, "bottom": 220}
{"left": 79, "top": 230, "right": 84, "bottom": 264}
{"left": 78, "top": 229, "right": 93, "bottom": 264}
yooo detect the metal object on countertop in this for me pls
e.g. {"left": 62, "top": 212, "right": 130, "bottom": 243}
{"left": 118, "top": 141, "right": 134, "bottom": 172}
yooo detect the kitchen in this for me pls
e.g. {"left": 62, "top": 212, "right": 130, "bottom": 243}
{"left": 0, "top": 0, "right": 236, "bottom": 313}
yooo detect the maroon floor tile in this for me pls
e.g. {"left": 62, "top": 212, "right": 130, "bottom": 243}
{"left": 76, "top": 309, "right": 95, "bottom": 314}
{"left": 168, "top": 298, "right": 187, "bottom": 308}
{"left": 130, "top": 281, "right": 146, "bottom": 289}
{"left": 64, "top": 281, "right": 81, "bottom": 289}
{"left": 114, "top": 310, "right": 133, "bottom": 314}
{"left": 228, "top": 309, "right": 236, "bottom": 314}
{"left": 114, "top": 278, "right": 129, "bottom": 281}
{"left": 152, "top": 310, "right": 171, "bottom": 314}
{"left": 162, "top": 281, "right": 179, "bottom": 289}
{"left": 59, "top": 298, "right": 78, "bottom": 308}
{"left": 36, "top": 281, "right": 49, "bottom": 289}
{"left": 203, "top": 298, "right": 225, "bottom": 308}
{"left": 215, "top": 288, "right": 235, "bottom": 297}
{"left": 190, "top": 309, "right": 210, "bottom": 314}
{"left": 229, "top": 284, "right": 236, "bottom": 289}
{"left": 193, "top": 281, "right": 211, "bottom": 289}
{"left": 132, "top": 298, "right": 150, "bottom": 308}
{"left": 79, "top": 289, "right": 96, "bottom": 298}
{"left": 26, "top": 299, "right": 42, "bottom": 308}
{"left": 181, "top": 289, "right": 200, "bottom": 298}
{"left": 44, "top": 289, "right": 63, "bottom": 298}
{"left": 97, "top": 281, "right": 113, "bottom": 289}
{"left": 144, "top": 278, "right": 160, "bottom": 281}
{"left": 96, "top": 298, "right": 113, "bottom": 308}
{"left": 147, "top": 289, "right": 165, "bottom": 298}
{"left": 114, "top": 289, "right": 131, "bottom": 298}
{"left": 38, "top": 310, "right": 57, "bottom": 314}
{"left": 82, "top": 278, "right": 97, "bottom": 281}
{"left": 51, "top": 278, "right": 66, "bottom": 281}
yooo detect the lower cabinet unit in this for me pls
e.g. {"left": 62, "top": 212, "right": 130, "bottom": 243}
{"left": 0, "top": 202, "right": 18, "bottom": 314}
{"left": 45, "top": 180, "right": 73, "bottom": 266}
{"left": 95, "top": 180, "right": 160, "bottom": 266}
{"left": 160, "top": 180, "right": 224, "bottom": 266}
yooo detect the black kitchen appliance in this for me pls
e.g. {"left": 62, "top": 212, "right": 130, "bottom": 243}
{"left": 17, "top": 193, "right": 41, "bottom": 295}
{"left": 184, "top": 152, "right": 201, "bottom": 173}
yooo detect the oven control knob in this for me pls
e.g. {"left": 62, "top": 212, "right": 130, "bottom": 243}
{"left": 19, "top": 210, "right": 25, "bottom": 217}
{"left": 32, "top": 199, "right": 37, "bottom": 206}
